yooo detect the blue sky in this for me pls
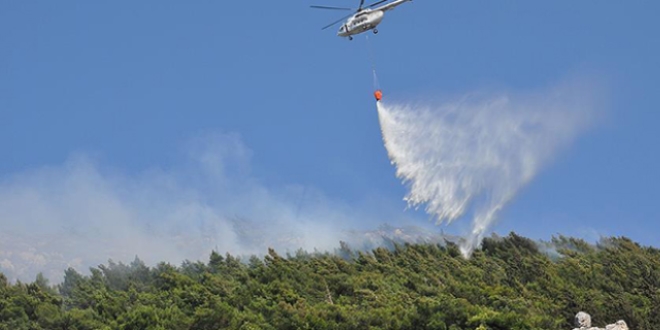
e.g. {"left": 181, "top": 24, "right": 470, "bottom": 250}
{"left": 1, "top": 1, "right": 659, "bottom": 278}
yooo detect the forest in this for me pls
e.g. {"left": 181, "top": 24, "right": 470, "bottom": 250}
{"left": 1, "top": 233, "right": 659, "bottom": 330}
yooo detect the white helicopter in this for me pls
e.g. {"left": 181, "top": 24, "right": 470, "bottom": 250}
{"left": 312, "top": 0, "right": 412, "bottom": 40}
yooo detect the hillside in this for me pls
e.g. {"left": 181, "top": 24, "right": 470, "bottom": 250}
{"left": 1, "top": 233, "right": 659, "bottom": 330}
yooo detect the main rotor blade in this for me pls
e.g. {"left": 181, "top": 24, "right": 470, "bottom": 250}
{"left": 366, "top": 0, "right": 388, "bottom": 8}
{"left": 311, "top": 5, "right": 353, "bottom": 10}
{"left": 359, "top": 0, "right": 365, "bottom": 10}
{"left": 321, "top": 13, "right": 354, "bottom": 30}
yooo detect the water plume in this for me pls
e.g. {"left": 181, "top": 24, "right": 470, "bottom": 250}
{"left": 377, "top": 79, "right": 599, "bottom": 256}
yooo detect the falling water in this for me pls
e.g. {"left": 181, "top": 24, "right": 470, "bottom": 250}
{"left": 376, "top": 82, "right": 597, "bottom": 256}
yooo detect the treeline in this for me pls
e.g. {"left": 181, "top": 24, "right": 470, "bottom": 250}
{"left": 1, "top": 233, "right": 659, "bottom": 330}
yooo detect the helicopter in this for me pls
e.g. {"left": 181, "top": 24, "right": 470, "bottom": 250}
{"left": 312, "top": 0, "right": 412, "bottom": 40}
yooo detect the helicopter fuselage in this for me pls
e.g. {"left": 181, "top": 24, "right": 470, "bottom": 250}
{"left": 336, "top": 0, "right": 411, "bottom": 39}
{"left": 337, "top": 9, "right": 384, "bottom": 38}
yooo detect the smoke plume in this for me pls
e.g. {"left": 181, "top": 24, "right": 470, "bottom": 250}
{"left": 377, "top": 79, "right": 599, "bottom": 256}
{"left": 0, "top": 133, "right": 380, "bottom": 282}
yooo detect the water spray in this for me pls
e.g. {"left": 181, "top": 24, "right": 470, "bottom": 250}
{"left": 373, "top": 77, "right": 596, "bottom": 256}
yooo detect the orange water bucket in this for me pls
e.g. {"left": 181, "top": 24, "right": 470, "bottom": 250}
{"left": 374, "top": 89, "right": 383, "bottom": 101}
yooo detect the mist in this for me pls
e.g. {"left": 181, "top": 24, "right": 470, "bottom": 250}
{"left": 377, "top": 78, "right": 600, "bottom": 256}
{"left": 0, "top": 133, "right": 383, "bottom": 282}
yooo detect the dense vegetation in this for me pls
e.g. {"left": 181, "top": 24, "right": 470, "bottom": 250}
{"left": 1, "top": 233, "right": 659, "bottom": 330}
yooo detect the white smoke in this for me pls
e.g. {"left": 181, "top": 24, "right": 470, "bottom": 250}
{"left": 0, "top": 133, "right": 377, "bottom": 283}
{"left": 377, "top": 79, "right": 600, "bottom": 256}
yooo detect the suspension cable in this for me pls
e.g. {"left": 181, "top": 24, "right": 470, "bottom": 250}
{"left": 365, "top": 34, "right": 380, "bottom": 91}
